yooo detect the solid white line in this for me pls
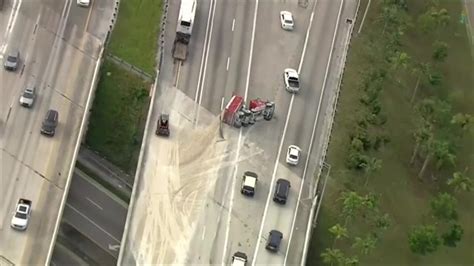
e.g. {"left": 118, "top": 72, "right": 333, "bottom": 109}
{"left": 1, "top": 0, "right": 24, "bottom": 54}
{"left": 67, "top": 204, "right": 121, "bottom": 243}
{"left": 202, "top": 226, "right": 206, "bottom": 240}
{"left": 221, "top": 131, "right": 243, "bottom": 265}
{"left": 283, "top": 1, "right": 345, "bottom": 265}
{"left": 226, "top": 57, "right": 230, "bottom": 71}
{"left": 194, "top": 0, "right": 214, "bottom": 102}
{"left": 357, "top": 0, "right": 371, "bottom": 34}
{"left": 232, "top": 18, "right": 236, "bottom": 32}
{"left": 198, "top": 0, "right": 217, "bottom": 105}
{"left": 86, "top": 197, "right": 103, "bottom": 210}
{"left": 252, "top": 96, "right": 295, "bottom": 266}
{"left": 46, "top": 44, "right": 104, "bottom": 264}
{"left": 243, "top": 0, "right": 260, "bottom": 100}
{"left": 220, "top": 97, "right": 225, "bottom": 111}
{"left": 298, "top": 11, "right": 314, "bottom": 74}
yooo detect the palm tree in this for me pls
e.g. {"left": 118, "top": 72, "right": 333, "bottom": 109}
{"left": 410, "top": 120, "right": 433, "bottom": 165}
{"left": 329, "top": 224, "right": 349, "bottom": 248}
{"left": 389, "top": 51, "right": 410, "bottom": 83}
{"left": 321, "top": 248, "right": 345, "bottom": 266}
{"left": 418, "top": 138, "right": 455, "bottom": 179}
{"left": 447, "top": 171, "right": 473, "bottom": 192}
{"left": 352, "top": 234, "right": 377, "bottom": 255}
{"left": 451, "top": 113, "right": 473, "bottom": 130}
{"left": 362, "top": 157, "right": 382, "bottom": 186}
{"left": 410, "top": 62, "right": 431, "bottom": 103}
{"left": 339, "top": 191, "right": 364, "bottom": 224}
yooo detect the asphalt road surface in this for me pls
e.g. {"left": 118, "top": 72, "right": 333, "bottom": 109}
{"left": 120, "top": 0, "right": 358, "bottom": 265}
{"left": 0, "top": 0, "right": 114, "bottom": 264}
{"left": 62, "top": 169, "right": 128, "bottom": 259}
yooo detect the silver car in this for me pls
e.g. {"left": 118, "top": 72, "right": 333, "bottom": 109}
{"left": 4, "top": 51, "right": 20, "bottom": 71}
{"left": 19, "top": 87, "right": 36, "bottom": 108}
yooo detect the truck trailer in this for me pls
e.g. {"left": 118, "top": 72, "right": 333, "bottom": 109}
{"left": 173, "top": 0, "right": 197, "bottom": 61}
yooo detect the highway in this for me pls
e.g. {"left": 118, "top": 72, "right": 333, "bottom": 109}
{"left": 0, "top": 0, "right": 114, "bottom": 264}
{"left": 119, "top": 0, "right": 358, "bottom": 265}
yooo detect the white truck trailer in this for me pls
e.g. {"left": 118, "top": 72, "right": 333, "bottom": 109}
{"left": 173, "top": 0, "right": 197, "bottom": 61}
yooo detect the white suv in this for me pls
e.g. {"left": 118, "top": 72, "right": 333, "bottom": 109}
{"left": 286, "top": 145, "right": 301, "bottom": 165}
{"left": 280, "top": 11, "right": 294, "bottom": 31}
{"left": 284, "top": 68, "right": 300, "bottom": 93}
{"left": 241, "top": 171, "right": 258, "bottom": 196}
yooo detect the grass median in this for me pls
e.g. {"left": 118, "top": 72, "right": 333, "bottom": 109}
{"left": 85, "top": 59, "right": 151, "bottom": 174}
{"left": 307, "top": 0, "right": 473, "bottom": 265}
{"left": 108, "top": 0, "right": 163, "bottom": 75}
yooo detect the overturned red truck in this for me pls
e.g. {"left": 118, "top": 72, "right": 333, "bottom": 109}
{"left": 223, "top": 95, "right": 275, "bottom": 128}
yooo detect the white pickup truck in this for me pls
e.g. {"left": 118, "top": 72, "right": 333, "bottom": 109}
{"left": 231, "top": 252, "right": 247, "bottom": 266}
{"left": 11, "top": 199, "right": 32, "bottom": 231}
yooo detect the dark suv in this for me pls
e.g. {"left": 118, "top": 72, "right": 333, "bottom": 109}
{"left": 41, "top": 109, "right": 58, "bottom": 136}
{"left": 265, "top": 230, "right": 283, "bottom": 252}
{"left": 273, "top": 178, "right": 291, "bottom": 204}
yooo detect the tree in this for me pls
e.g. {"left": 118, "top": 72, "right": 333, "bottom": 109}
{"left": 418, "top": 138, "right": 455, "bottom": 179}
{"left": 321, "top": 248, "right": 345, "bottom": 266}
{"left": 430, "top": 192, "right": 458, "bottom": 221}
{"left": 362, "top": 157, "right": 382, "bottom": 186}
{"left": 408, "top": 225, "right": 441, "bottom": 255}
{"left": 410, "top": 61, "right": 432, "bottom": 103}
{"left": 418, "top": 7, "right": 450, "bottom": 34}
{"left": 451, "top": 113, "right": 473, "bottom": 130}
{"left": 416, "top": 98, "right": 452, "bottom": 126}
{"left": 339, "top": 191, "right": 365, "bottom": 223}
{"left": 352, "top": 234, "right": 377, "bottom": 255}
{"left": 410, "top": 120, "right": 433, "bottom": 165}
{"left": 442, "top": 223, "right": 463, "bottom": 247}
{"left": 432, "top": 41, "right": 448, "bottom": 62}
{"left": 388, "top": 51, "right": 410, "bottom": 83}
{"left": 329, "top": 224, "right": 349, "bottom": 247}
{"left": 447, "top": 171, "right": 473, "bottom": 192}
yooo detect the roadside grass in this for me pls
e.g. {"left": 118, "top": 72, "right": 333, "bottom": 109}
{"left": 307, "top": 0, "right": 474, "bottom": 265}
{"left": 107, "top": 0, "right": 162, "bottom": 75}
{"left": 85, "top": 59, "right": 151, "bottom": 174}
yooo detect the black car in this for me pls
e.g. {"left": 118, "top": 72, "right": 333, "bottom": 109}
{"left": 273, "top": 178, "right": 291, "bottom": 204}
{"left": 265, "top": 230, "right": 283, "bottom": 252}
{"left": 41, "top": 109, "right": 59, "bottom": 136}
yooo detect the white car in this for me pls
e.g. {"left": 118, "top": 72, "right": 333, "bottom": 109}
{"left": 77, "top": 0, "right": 90, "bottom": 7}
{"left": 286, "top": 145, "right": 301, "bottom": 165}
{"left": 284, "top": 68, "right": 300, "bottom": 93}
{"left": 19, "top": 87, "right": 36, "bottom": 108}
{"left": 280, "top": 11, "right": 294, "bottom": 30}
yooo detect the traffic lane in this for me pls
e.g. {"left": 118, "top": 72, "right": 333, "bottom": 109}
{"left": 67, "top": 169, "right": 128, "bottom": 240}
{"left": 199, "top": 0, "right": 255, "bottom": 114}
{"left": 253, "top": 164, "right": 302, "bottom": 265}
{"left": 62, "top": 203, "right": 120, "bottom": 258}
{"left": 282, "top": 0, "right": 343, "bottom": 157}
{"left": 177, "top": 0, "right": 212, "bottom": 98}
{"left": 0, "top": 159, "right": 63, "bottom": 264}
{"left": 285, "top": 2, "right": 358, "bottom": 262}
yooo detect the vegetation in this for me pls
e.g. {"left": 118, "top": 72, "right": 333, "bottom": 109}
{"left": 108, "top": 0, "right": 163, "bottom": 74}
{"left": 86, "top": 60, "right": 151, "bottom": 173}
{"left": 308, "top": 0, "right": 473, "bottom": 264}
{"left": 85, "top": 0, "right": 162, "bottom": 174}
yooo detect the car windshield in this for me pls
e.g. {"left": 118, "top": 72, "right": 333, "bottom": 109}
{"left": 7, "top": 56, "right": 17, "bottom": 62}
{"left": 15, "top": 212, "right": 27, "bottom": 219}
{"left": 288, "top": 78, "right": 299, "bottom": 87}
{"left": 285, "top": 19, "right": 293, "bottom": 24}
{"left": 290, "top": 154, "right": 298, "bottom": 159}
{"left": 23, "top": 91, "right": 34, "bottom": 99}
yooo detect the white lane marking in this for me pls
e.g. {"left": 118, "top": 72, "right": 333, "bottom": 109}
{"left": 197, "top": 0, "right": 217, "bottom": 105}
{"left": 284, "top": 0, "right": 345, "bottom": 264}
{"left": 33, "top": 12, "right": 41, "bottom": 35}
{"left": 221, "top": 130, "right": 243, "bottom": 266}
{"left": 202, "top": 226, "right": 206, "bottom": 240}
{"left": 194, "top": 0, "right": 215, "bottom": 101}
{"left": 243, "top": 0, "right": 260, "bottom": 100}
{"left": 357, "top": 0, "right": 371, "bottom": 34}
{"left": 86, "top": 197, "right": 103, "bottom": 210}
{"left": 67, "top": 204, "right": 121, "bottom": 243}
{"left": 222, "top": 0, "right": 260, "bottom": 263}
{"left": 220, "top": 97, "right": 225, "bottom": 111}
{"left": 232, "top": 18, "right": 236, "bottom": 32}
{"left": 252, "top": 96, "right": 295, "bottom": 266}
{"left": 298, "top": 11, "right": 314, "bottom": 74}
{"left": 1, "top": 0, "right": 24, "bottom": 54}
{"left": 226, "top": 56, "right": 230, "bottom": 71}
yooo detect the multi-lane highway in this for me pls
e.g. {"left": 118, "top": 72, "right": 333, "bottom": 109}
{"left": 0, "top": 0, "right": 114, "bottom": 264}
{"left": 119, "top": 0, "right": 358, "bottom": 265}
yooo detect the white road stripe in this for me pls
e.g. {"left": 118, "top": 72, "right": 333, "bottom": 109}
{"left": 232, "top": 18, "right": 235, "bottom": 32}
{"left": 226, "top": 56, "right": 230, "bottom": 71}
{"left": 86, "top": 197, "right": 103, "bottom": 210}
{"left": 67, "top": 204, "right": 120, "bottom": 243}
{"left": 284, "top": 0, "right": 345, "bottom": 265}
{"left": 202, "top": 226, "right": 206, "bottom": 240}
